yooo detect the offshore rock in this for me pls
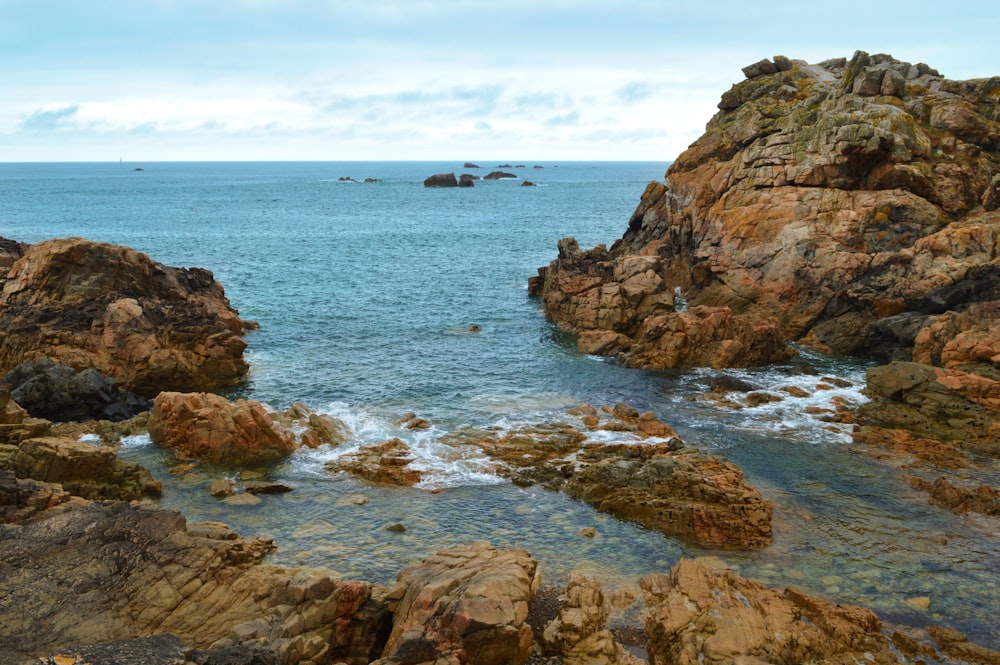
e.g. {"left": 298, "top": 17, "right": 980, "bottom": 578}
{"left": 0, "top": 237, "right": 250, "bottom": 397}
{"left": 0, "top": 435, "right": 161, "bottom": 501}
{"left": 326, "top": 438, "right": 423, "bottom": 486}
{"left": 2, "top": 358, "right": 149, "bottom": 422}
{"left": 423, "top": 172, "right": 459, "bottom": 187}
{"left": 440, "top": 408, "right": 772, "bottom": 549}
{"left": 0, "top": 501, "right": 387, "bottom": 665}
{"left": 640, "top": 558, "right": 899, "bottom": 665}
{"left": 531, "top": 52, "right": 1000, "bottom": 368}
{"left": 275, "top": 402, "right": 351, "bottom": 449}
{"left": 148, "top": 392, "right": 297, "bottom": 465}
{"left": 374, "top": 541, "right": 539, "bottom": 665}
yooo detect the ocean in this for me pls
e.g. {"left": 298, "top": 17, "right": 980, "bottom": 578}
{"left": 2, "top": 161, "right": 998, "bottom": 646}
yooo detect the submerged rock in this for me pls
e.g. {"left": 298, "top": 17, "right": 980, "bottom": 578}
{"left": 0, "top": 237, "right": 251, "bottom": 397}
{"left": 530, "top": 52, "right": 1000, "bottom": 369}
{"left": 148, "top": 392, "right": 297, "bottom": 465}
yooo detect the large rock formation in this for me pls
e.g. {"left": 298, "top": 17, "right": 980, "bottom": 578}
{"left": 530, "top": 52, "right": 1000, "bottom": 369}
{"left": 326, "top": 438, "right": 423, "bottom": 486}
{"left": 0, "top": 237, "right": 251, "bottom": 397}
{"left": 148, "top": 392, "right": 297, "bottom": 465}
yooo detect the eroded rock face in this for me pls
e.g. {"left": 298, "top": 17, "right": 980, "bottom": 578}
{"left": 148, "top": 392, "right": 297, "bottom": 465}
{"left": 0, "top": 237, "right": 250, "bottom": 397}
{"left": 0, "top": 501, "right": 387, "bottom": 665}
{"left": 641, "top": 558, "right": 899, "bottom": 665}
{"left": 531, "top": 52, "right": 1000, "bottom": 368}
{"left": 375, "top": 541, "right": 540, "bottom": 665}
{"left": 326, "top": 438, "right": 423, "bottom": 486}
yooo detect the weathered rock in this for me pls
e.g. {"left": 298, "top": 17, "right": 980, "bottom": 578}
{"left": 484, "top": 171, "right": 517, "bottom": 180}
{"left": 928, "top": 625, "right": 1000, "bottom": 665}
{"left": 0, "top": 501, "right": 389, "bottom": 665}
{"left": 0, "top": 469, "right": 74, "bottom": 523}
{"left": 275, "top": 402, "right": 351, "bottom": 449}
{"left": 0, "top": 237, "right": 250, "bottom": 396}
{"left": 2, "top": 358, "right": 149, "bottom": 422}
{"left": 640, "top": 558, "right": 899, "bottom": 665}
{"left": 458, "top": 173, "right": 477, "bottom": 187}
{"left": 910, "top": 476, "right": 1000, "bottom": 516}
{"left": 374, "top": 541, "right": 539, "bottom": 665}
{"left": 326, "top": 438, "right": 423, "bottom": 486}
{"left": 0, "top": 436, "right": 161, "bottom": 501}
{"left": 531, "top": 53, "right": 1000, "bottom": 369}
{"left": 541, "top": 574, "right": 642, "bottom": 665}
{"left": 440, "top": 409, "right": 772, "bottom": 549}
{"left": 148, "top": 392, "right": 297, "bottom": 465}
{"left": 423, "top": 173, "right": 459, "bottom": 187}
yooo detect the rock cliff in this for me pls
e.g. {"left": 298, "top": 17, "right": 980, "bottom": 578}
{"left": 530, "top": 51, "right": 1000, "bottom": 369}
{"left": 0, "top": 237, "right": 251, "bottom": 396}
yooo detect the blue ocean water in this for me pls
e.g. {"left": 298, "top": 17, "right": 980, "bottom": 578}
{"left": 2, "top": 161, "right": 999, "bottom": 647}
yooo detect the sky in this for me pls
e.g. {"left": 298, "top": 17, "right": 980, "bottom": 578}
{"left": 2, "top": 1, "right": 998, "bottom": 162}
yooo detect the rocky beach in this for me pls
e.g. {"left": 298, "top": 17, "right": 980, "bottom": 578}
{"left": 3, "top": 51, "right": 1000, "bottom": 665}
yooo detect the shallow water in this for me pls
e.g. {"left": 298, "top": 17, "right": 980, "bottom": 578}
{"left": 4, "top": 161, "right": 999, "bottom": 648}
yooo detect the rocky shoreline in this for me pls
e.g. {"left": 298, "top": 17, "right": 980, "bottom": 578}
{"left": 3, "top": 50, "right": 1000, "bottom": 665}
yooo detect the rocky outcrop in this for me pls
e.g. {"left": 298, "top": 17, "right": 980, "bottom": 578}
{"left": 484, "top": 171, "right": 517, "bottom": 180}
{"left": 640, "top": 558, "right": 899, "bottom": 665}
{"left": 0, "top": 501, "right": 388, "bottom": 665}
{"left": 273, "top": 402, "right": 351, "bottom": 449}
{"left": 2, "top": 358, "right": 149, "bottom": 422}
{"left": 0, "top": 435, "right": 161, "bottom": 501}
{"left": 148, "top": 392, "right": 297, "bottom": 465}
{"left": 423, "top": 173, "right": 459, "bottom": 187}
{"left": 531, "top": 52, "right": 1000, "bottom": 369}
{"left": 374, "top": 541, "right": 540, "bottom": 665}
{"left": 326, "top": 438, "right": 423, "bottom": 486}
{"left": 440, "top": 407, "right": 772, "bottom": 550}
{"left": 459, "top": 173, "right": 477, "bottom": 187}
{"left": 0, "top": 470, "right": 75, "bottom": 523}
{"left": 910, "top": 476, "right": 1000, "bottom": 516}
{"left": 0, "top": 237, "right": 250, "bottom": 397}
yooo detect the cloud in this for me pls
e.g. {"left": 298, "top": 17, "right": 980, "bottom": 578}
{"left": 617, "top": 81, "right": 655, "bottom": 104}
{"left": 19, "top": 105, "right": 81, "bottom": 131}
{"left": 544, "top": 111, "right": 580, "bottom": 127}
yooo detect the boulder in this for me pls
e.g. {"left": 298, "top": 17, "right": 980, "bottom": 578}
{"left": 0, "top": 501, "right": 388, "bottom": 665}
{"left": 0, "top": 237, "right": 250, "bottom": 397}
{"left": 374, "top": 542, "right": 539, "bottom": 665}
{"left": 458, "top": 173, "right": 477, "bottom": 187}
{"left": 910, "top": 476, "right": 1000, "bottom": 516}
{"left": 423, "top": 173, "right": 458, "bottom": 187}
{"left": 640, "top": 558, "right": 899, "bottom": 665}
{"left": 148, "top": 392, "right": 297, "bottom": 465}
{"left": 530, "top": 52, "right": 1000, "bottom": 368}
{"left": 274, "top": 402, "right": 351, "bottom": 449}
{"left": 2, "top": 358, "right": 149, "bottom": 422}
{"left": 484, "top": 171, "right": 517, "bottom": 180}
{"left": 325, "top": 438, "right": 422, "bottom": 486}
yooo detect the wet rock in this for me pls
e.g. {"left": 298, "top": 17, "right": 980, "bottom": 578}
{"left": 209, "top": 478, "right": 236, "bottom": 497}
{"left": 458, "top": 173, "right": 477, "bottom": 187}
{"left": 0, "top": 501, "right": 386, "bottom": 665}
{"left": 928, "top": 625, "right": 1000, "bottom": 665}
{"left": 375, "top": 541, "right": 539, "bottom": 665}
{"left": 909, "top": 476, "right": 1000, "bottom": 516}
{"left": 2, "top": 359, "right": 149, "bottom": 422}
{"left": 0, "top": 435, "right": 161, "bottom": 501}
{"left": 243, "top": 481, "right": 293, "bottom": 495}
{"left": 148, "top": 392, "right": 297, "bottom": 465}
{"left": 423, "top": 173, "right": 458, "bottom": 187}
{"left": 484, "top": 171, "right": 518, "bottom": 180}
{"left": 531, "top": 53, "right": 1000, "bottom": 368}
{"left": 326, "top": 438, "right": 422, "bottom": 486}
{"left": 223, "top": 492, "right": 261, "bottom": 506}
{"left": 276, "top": 403, "right": 351, "bottom": 449}
{"left": 641, "top": 558, "right": 899, "bottom": 665}
{"left": 0, "top": 237, "right": 250, "bottom": 396}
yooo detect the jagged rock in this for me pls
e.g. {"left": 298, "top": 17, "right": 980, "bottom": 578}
{"left": 0, "top": 436, "right": 161, "bottom": 501}
{"left": 374, "top": 542, "right": 539, "bottom": 665}
{"left": 275, "top": 402, "right": 351, "bottom": 449}
{"left": 148, "top": 392, "right": 297, "bottom": 465}
{"left": 423, "top": 173, "right": 458, "bottom": 187}
{"left": 910, "top": 476, "right": 1000, "bottom": 515}
{"left": 0, "top": 237, "right": 250, "bottom": 397}
{"left": 2, "top": 358, "right": 149, "bottom": 422}
{"left": 531, "top": 52, "right": 1000, "bottom": 369}
{"left": 541, "top": 574, "right": 642, "bottom": 665}
{"left": 641, "top": 558, "right": 899, "bottom": 665}
{"left": 0, "top": 501, "right": 388, "bottom": 665}
{"left": 0, "top": 469, "right": 74, "bottom": 523}
{"left": 325, "top": 438, "right": 422, "bottom": 486}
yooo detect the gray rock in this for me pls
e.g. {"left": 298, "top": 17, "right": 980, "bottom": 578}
{"left": 742, "top": 58, "right": 777, "bottom": 79}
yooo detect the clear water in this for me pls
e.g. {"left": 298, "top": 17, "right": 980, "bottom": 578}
{"left": 3, "top": 162, "right": 998, "bottom": 648}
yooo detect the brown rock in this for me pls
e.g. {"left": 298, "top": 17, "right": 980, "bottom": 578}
{"left": 276, "top": 403, "right": 351, "bottom": 448}
{"left": 423, "top": 172, "right": 458, "bottom": 187}
{"left": 641, "top": 558, "right": 898, "bottom": 665}
{"left": 0, "top": 237, "right": 249, "bottom": 396}
{"left": 148, "top": 392, "right": 297, "bottom": 465}
{"left": 375, "top": 541, "right": 539, "bottom": 665}
{"left": 541, "top": 574, "right": 642, "bottom": 665}
{"left": 325, "top": 438, "right": 422, "bottom": 486}
{"left": 910, "top": 476, "right": 1000, "bottom": 515}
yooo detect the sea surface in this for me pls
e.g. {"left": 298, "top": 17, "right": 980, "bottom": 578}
{"left": 2, "top": 161, "right": 998, "bottom": 647}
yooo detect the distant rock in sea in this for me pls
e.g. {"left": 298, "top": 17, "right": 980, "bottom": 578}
{"left": 463, "top": 162, "right": 481, "bottom": 168}
{"left": 484, "top": 171, "right": 517, "bottom": 180}
{"left": 423, "top": 172, "right": 459, "bottom": 187}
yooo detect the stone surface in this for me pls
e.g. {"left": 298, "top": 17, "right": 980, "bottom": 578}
{"left": 374, "top": 541, "right": 539, "bottom": 665}
{"left": 148, "top": 392, "right": 297, "bottom": 465}
{"left": 640, "top": 558, "right": 900, "bottom": 665}
{"left": 2, "top": 358, "right": 149, "bottom": 422}
{"left": 910, "top": 476, "right": 1000, "bottom": 516}
{"left": 423, "top": 173, "right": 459, "bottom": 187}
{"left": 0, "top": 501, "right": 388, "bottom": 665}
{"left": 530, "top": 53, "right": 1000, "bottom": 370}
{"left": 0, "top": 237, "right": 250, "bottom": 396}
{"left": 326, "top": 438, "right": 423, "bottom": 486}
{"left": 541, "top": 574, "right": 642, "bottom": 665}
{"left": 274, "top": 402, "right": 351, "bottom": 449}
